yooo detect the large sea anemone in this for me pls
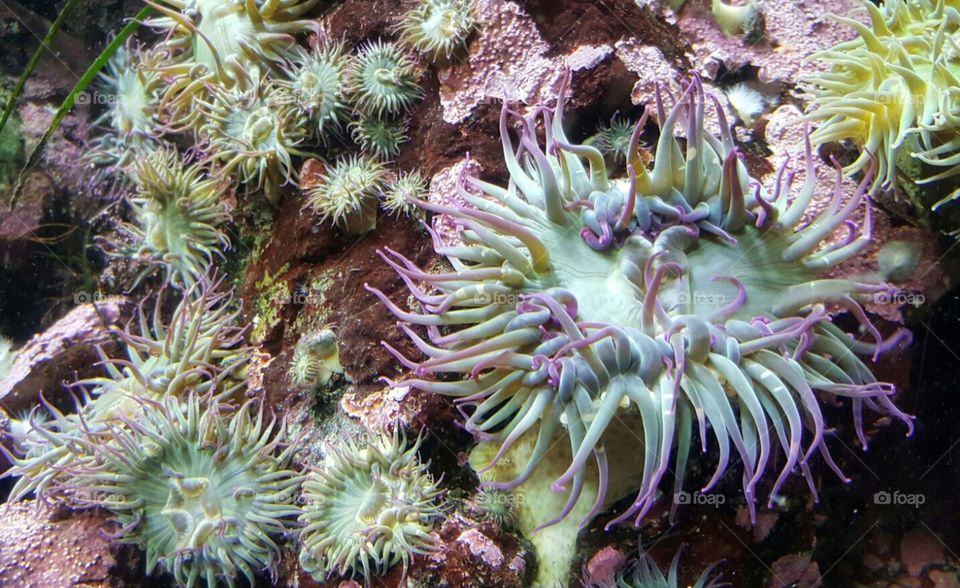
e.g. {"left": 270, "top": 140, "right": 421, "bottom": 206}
{"left": 298, "top": 428, "right": 444, "bottom": 584}
{"left": 367, "top": 73, "right": 914, "bottom": 529}
{"left": 801, "top": 0, "right": 960, "bottom": 209}
{"left": 69, "top": 394, "right": 302, "bottom": 588}
{"left": 121, "top": 147, "right": 232, "bottom": 286}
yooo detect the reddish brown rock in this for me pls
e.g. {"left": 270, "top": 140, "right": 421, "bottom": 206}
{"left": 0, "top": 502, "right": 120, "bottom": 587}
{"left": 0, "top": 297, "right": 127, "bottom": 416}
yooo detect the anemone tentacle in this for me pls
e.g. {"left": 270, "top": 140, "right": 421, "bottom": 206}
{"left": 368, "top": 72, "right": 914, "bottom": 529}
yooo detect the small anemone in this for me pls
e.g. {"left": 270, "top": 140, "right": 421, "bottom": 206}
{"left": 288, "top": 328, "right": 344, "bottom": 390}
{"left": 398, "top": 0, "right": 477, "bottom": 61}
{"left": 469, "top": 488, "right": 520, "bottom": 529}
{"left": 584, "top": 547, "right": 727, "bottom": 588}
{"left": 120, "top": 147, "right": 231, "bottom": 286}
{"left": 148, "top": 0, "right": 320, "bottom": 126}
{"left": 298, "top": 428, "right": 444, "bottom": 584}
{"left": 381, "top": 169, "right": 427, "bottom": 218}
{"left": 711, "top": 0, "right": 764, "bottom": 42}
{"left": 366, "top": 73, "right": 914, "bottom": 530}
{"left": 200, "top": 85, "right": 309, "bottom": 204}
{"left": 70, "top": 394, "right": 302, "bottom": 588}
{"left": 345, "top": 40, "right": 421, "bottom": 116}
{"left": 276, "top": 40, "right": 350, "bottom": 140}
{"left": 306, "top": 154, "right": 388, "bottom": 235}
{"left": 592, "top": 114, "right": 637, "bottom": 165}
{"left": 800, "top": 0, "right": 960, "bottom": 209}
{"left": 85, "top": 42, "right": 166, "bottom": 185}
{"left": 349, "top": 115, "right": 409, "bottom": 160}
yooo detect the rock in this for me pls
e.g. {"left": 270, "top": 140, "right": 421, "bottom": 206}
{"left": 767, "top": 552, "right": 821, "bottom": 588}
{"left": 0, "top": 501, "right": 119, "bottom": 587}
{"left": 900, "top": 529, "right": 945, "bottom": 578}
{"left": 583, "top": 546, "right": 627, "bottom": 586}
{"left": 0, "top": 298, "right": 127, "bottom": 416}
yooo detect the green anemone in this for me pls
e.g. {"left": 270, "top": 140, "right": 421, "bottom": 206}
{"left": 801, "top": 0, "right": 960, "bottom": 209}
{"left": 345, "top": 40, "right": 421, "bottom": 116}
{"left": 122, "top": 147, "right": 231, "bottom": 286}
{"left": 398, "top": 0, "right": 477, "bottom": 61}
{"left": 2, "top": 283, "right": 246, "bottom": 503}
{"left": 367, "top": 73, "right": 914, "bottom": 533}
{"left": 298, "top": 429, "right": 444, "bottom": 584}
{"left": 306, "top": 154, "right": 388, "bottom": 235}
{"left": 71, "top": 394, "right": 302, "bottom": 588}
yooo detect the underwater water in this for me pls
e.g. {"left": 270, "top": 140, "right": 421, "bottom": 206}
{"left": 0, "top": 0, "right": 958, "bottom": 586}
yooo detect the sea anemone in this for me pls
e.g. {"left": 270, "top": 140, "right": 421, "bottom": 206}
{"left": 85, "top": 43, "right": 165, "bottom": 182}
{"left": 381, "top": 169, "right": 427, "bottom": 218}
{"left": 592, "top": 114, "right": 637, "bottom": 165}
{"left": 584, "top": 547, "right": 726, "bottom": 588}
{"left": 723, "top": 83, "right": 766, "bottom": 128}
{"left": 349, "top": 115, "right": 409, "bottom": 160}
{"left": 711, "top": 0, "right": 764, "bottom": 43}
{"left": 69, "top": 394, "right": 302, "bottom": 588}
{"left": 147, "top": 0, "right": 320, "bottom": 125}
{"left": 345, "top": 40, "right": 421, "bottom": 116}
{"left": 398, "top": 0, "right": 477, "bottom": 61}
{"left": 121, "top": 147, "right": 231, "bottom": 286}
{"left": 288, "top": 328, "right": 344, "bottom": 390}
{"left": 306, "top": 154, "right": 388, "bottom": 235}
{"left": 366, "top": 73, "right": 914, "bottom": 530}
{"left": 801, "top": 0, "right": 960, "bottom": 209}
{"left": 469, "top": 488, "right": 520, "bottom": 529}
{"left": 200, "top": 85, "right": 309, "bottom": 204}
{"left": 276, "top": 41, "right": 350, "bottom": 140}
{"left": 298, "top": 428, "right": 444, "bottom": 584}
{"left": 2, "top": 281, "right": 246, "bottom": 502}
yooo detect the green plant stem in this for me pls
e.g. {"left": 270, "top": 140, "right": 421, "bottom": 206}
{"left": 8, "top": 6, "right": 153, "bottom": 210}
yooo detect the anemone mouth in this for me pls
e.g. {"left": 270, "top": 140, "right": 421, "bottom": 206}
{"left": 369, "top": 72, "right": 914, "bottom": 530}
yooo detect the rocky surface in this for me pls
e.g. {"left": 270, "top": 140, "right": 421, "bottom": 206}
{"left": 1, "top": 0, "right": 958, "bottom": 587}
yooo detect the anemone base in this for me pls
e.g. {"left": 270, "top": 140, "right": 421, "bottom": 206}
{"left": 470, "top": 414, "right": 646, "bottom": 588}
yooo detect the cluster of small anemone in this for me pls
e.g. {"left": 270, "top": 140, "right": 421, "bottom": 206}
{"left": 82, "top": 0, "right": 449, "bottom": 289}
{"left": 367, "top": 72, "right": 914, "bottom": 531}
{"left": 801, "top": 0, "right": 960, "bottom": 218}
